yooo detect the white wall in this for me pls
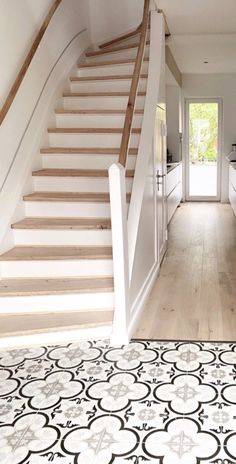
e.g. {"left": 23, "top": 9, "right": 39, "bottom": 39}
{"left": 182, "top": 73, "right": 236, "bottom": 202}
{"left": 88, "top": 0, "right": 144, "bottom": 44}
{"left": 0, "top": 0, "right": 52, "bottom": 106}
{"left": 0, "top": 0, "right": 90, "bottom": 250}
{"left": 166, "top": 85, "right": 181, "bottom": 162}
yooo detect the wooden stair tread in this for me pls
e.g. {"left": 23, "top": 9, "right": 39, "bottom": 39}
{"left": 54, "top": 109, "right": 144, "bottom": 115}
{"left": 47, "top": 127, "right": 141, "bottom": 134}
{"left": 70, "top": 74, "right": 148, "bottom": 82}
{"left": 12, "top": 217, "right": 112, "bottom": 230}
{"left": 0, "top": 312, "right": 113, "bottom": 337}
{"left": 63, "top": 91, "right": 146, "bottom": 97}
{"left": 78, "top": 58, "right": 149, "bottom": 68}
{"left": 32, "top": 168, "right": 134, "bottom": 177}
{"left": 40, "top": 147, "right": 138, "bottom": 155}
{"left": 99, "top": 28, "right": 142, "bottom": 50}
{"left": 0, "top": 246, "right": 113, "bottom": 261}
{"left": 0, "top": 276, "right": 113, "bottom": 296}
{"left": 86, "top": 41, "right": 150, "bottom": 57}
{"left": 23, "top": 191, "right": 131, "bottom": 202}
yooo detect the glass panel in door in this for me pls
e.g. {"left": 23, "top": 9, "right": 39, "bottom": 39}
{"left": 187, "top": 101, "right": 219, "bottom": 199}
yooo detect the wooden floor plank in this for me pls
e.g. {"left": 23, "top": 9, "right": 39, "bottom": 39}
{"left": 135, "top": 203, "right": 236, "bottom": 342}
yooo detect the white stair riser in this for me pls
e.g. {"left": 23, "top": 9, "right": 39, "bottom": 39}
{"left": 70, "top": 78, "right": 147, "bottom": 93}
{"left": 24, "top": 201, "right": 113, "bottom": 218}
{"left": 48, "top": 132, "right": 140, "bottom": 148}
{"left": 0, "top": 325, "right": 112, "bottom": 349}
{"left": 78, "top": 61, "right": 149, "bottom": 77}
{"left": 42, "top": 154, "right": 136, "bottom": 170}
{"left": 1, "top": 259, "right": 113, "bottom": 278}
{"left": 33, "top": 177, "right": 133, "bottom": 193}
{"left": 86, "top": 47, "right": 149, "bottom": 63}
{"left": 63, "top": 95, "right": 145, "bottom": 110}
{"left": 0, "top": 292, "right": 114, "bottom": 314}
{"left": 13, "top": 229, "right": 112, "bottom": 246}
{"left": 55, "top": 113, "right": 143, "bottom": 128}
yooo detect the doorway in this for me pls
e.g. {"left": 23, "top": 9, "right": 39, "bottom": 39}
{"left": 186, "top": 99, "right": 222, "bottom": 201}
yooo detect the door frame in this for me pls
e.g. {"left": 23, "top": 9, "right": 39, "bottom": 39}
{"left": 184, "top": 98, "right": 223, "bottom": 202}
{"left": 154, "top": 105, "right": 167, "bottom": 265}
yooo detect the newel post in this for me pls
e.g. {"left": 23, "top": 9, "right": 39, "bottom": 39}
{"left": 109, "top": 163, "right": 130, "bottom": 345}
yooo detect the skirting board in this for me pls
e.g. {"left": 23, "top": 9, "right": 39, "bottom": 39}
{"left": 128, "top": 260, "right": 160, "bottom": 340}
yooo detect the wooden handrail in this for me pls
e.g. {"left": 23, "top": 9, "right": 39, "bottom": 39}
{"left": 119, "top": 0, "right": 150, "bottom": 167}
{"left": 0, "top": 0, "right": 62, "bottom": 126}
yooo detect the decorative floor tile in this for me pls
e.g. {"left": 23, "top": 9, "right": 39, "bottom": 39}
{"left": 197, "top": 363, "right": 236, "bottom": 387}
{"left": 0, "top": 339, "right": 236, "bottom": 463}
{"left": 143, "top": 416, "right": 221, "bottom": 463}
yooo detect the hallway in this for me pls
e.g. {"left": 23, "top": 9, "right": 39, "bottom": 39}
{"left": 136, "top": 202, "right": 236, "bottom": 341}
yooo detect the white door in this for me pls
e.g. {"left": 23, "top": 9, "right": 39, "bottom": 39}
{"left": 155, "top": 105, "right": 167, "bottom": 263}
{"left": 186, "top": 99, "right": 222, "bottom": 201}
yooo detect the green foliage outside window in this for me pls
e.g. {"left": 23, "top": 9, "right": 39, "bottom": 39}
{"left": 189, "top": 103, "right": 218, "bottom": 163}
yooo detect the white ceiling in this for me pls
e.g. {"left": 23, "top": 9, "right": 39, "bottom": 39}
{"left": 167, "top": 34, "right": 236, "bottom": 74}
{"left": 157, "top": 0, "right": 236, "bottom": 73}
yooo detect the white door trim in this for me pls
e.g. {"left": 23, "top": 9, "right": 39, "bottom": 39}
{"left": 184, "top": 98, "right": 223, "bottom": 202}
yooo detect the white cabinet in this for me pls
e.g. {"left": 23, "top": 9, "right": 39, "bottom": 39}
{"left": 166, "top": 164, "right": 181, "bottom": 197}
{"left": 229, "top": 165, "right": 236, "bottom": 216}
{"left": 166, "top": 163, "right": 182, "bottom": 224}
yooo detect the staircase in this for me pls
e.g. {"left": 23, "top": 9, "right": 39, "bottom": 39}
{"left": 0, "top": 29, "right": 150, "bottom": 347}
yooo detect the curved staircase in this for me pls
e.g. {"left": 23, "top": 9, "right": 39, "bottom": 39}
{"left": 0, "top": 27, "right": 150, "bottom": 347}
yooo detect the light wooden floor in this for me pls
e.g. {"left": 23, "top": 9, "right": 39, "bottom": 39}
{"left": 135, "top": 202, "right": 236, "bottom": 341}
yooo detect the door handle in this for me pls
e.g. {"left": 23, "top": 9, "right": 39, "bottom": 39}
{"left": 156, "top": 173, "right": 165, "bottom": 191}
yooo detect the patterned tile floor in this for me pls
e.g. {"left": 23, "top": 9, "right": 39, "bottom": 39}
{"left": 0, "top": 339, "right": 236, "bottom": 463}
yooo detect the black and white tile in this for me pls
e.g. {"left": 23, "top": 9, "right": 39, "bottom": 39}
{"left": 1, "top": 340, "right": 236, "bottom": 463}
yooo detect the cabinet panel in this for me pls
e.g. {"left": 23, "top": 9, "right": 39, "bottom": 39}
{"left": 229, "top": 165, "right": 236, "bottom": 217}
{"left": 229, "top": 165, "right": 236, "bottom": 188}
{"left": 167, "top": 182, "right": 181, "bottom": 224}
{"left": 229, "top": 182, "right": 236, "bottom": 216}
{"left": 166, "top": 165, "right": 180, "bottom": 196}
